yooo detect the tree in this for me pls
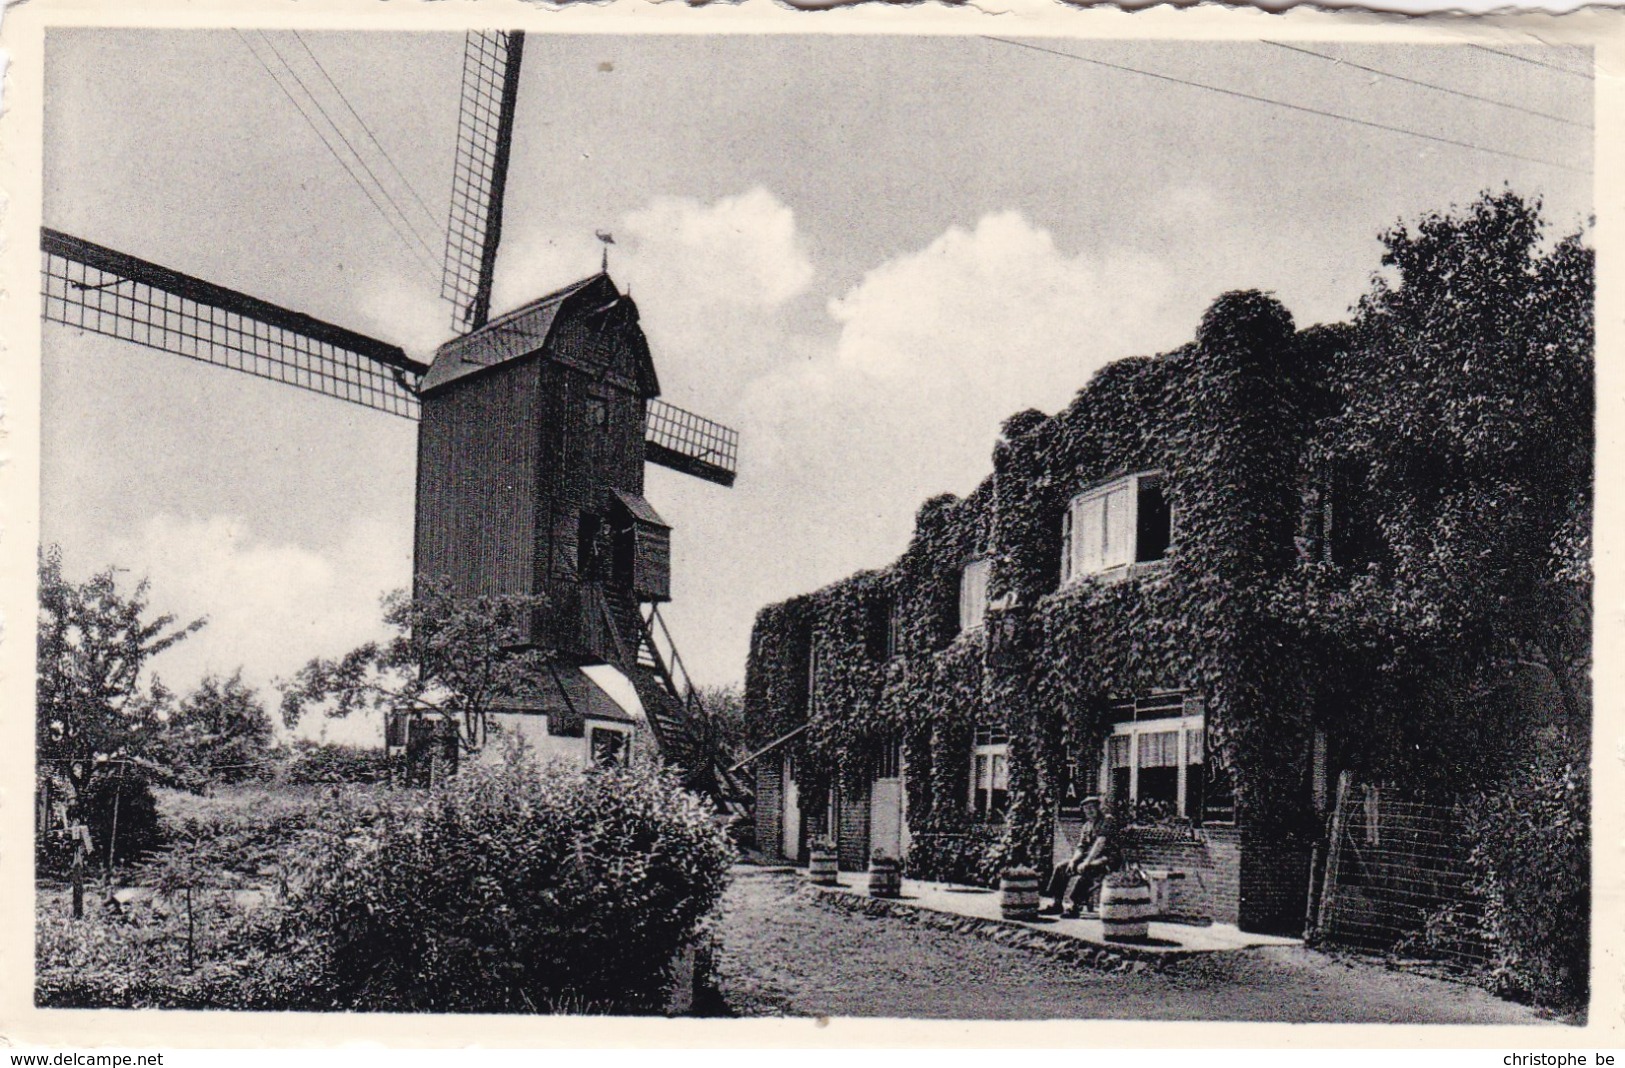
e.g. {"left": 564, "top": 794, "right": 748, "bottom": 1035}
{"left": 279, "top": 578, "right": 553, "bottom": 752}
{"left": 36, "top": 545, "right": 205, "bottom": 869}
{"left": 158, "top": 671, "right": 277, "bottom": 787}
{"left": 693, "top": 683, "right": 749, "bottom": 763}
{"left": 1310, "top": 190, "right": 1593, "bottom": 775}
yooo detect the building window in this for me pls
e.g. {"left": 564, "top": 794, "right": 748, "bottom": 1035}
{"left": 1326, "top": 461, "right": 1384, "bottom": 569}
{"left": 590, "top": 725, "right": 630, "bottom": 767}
{"left": 971, "top": 725, "right": 1010, "bottom": 818}
{"left": 1100, "top": 696, "right": 1205, "bottom": 825}
{"left": 1061, "top": 472, "right": 1171, "bottom": 583}
{"left": 807, "top": 643, "right": 820, "bottom": 715}
{"left": 959, "top": 558, "right": 991, "bottom": 632}
{"left": 872, "top": 734, "right": 902, "bottom": 780}
{"left": 865, "top": 593, "right": 896, "bottom": 661}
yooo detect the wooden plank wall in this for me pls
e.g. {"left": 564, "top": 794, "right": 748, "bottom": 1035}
{"left": 415, "top": 357, "right": 542, "bottom": 602}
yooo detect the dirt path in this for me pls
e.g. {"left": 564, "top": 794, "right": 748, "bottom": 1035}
{"left": 712, "top": 868, "right": 1555, "bottom": 1023}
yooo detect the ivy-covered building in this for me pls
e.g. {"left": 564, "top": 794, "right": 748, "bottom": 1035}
{"left": 742, "top": 259, "right": 1590, "bottom": 939}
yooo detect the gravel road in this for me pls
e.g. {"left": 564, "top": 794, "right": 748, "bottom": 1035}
{"left": 712, "top": 867, "right": 1555, "bottom": 1024}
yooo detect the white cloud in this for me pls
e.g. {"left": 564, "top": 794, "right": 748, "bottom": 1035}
{"left": 620, "top": 187, "right": 814, "bottom": 309}
{"left": 692, "top": 210, "right": 1204, "bottom": 657}
{"left": 352, "top": 272, "right": 455, "bottom": 361}
{"left": 107, "top": 514, "right": 409, "bottom": 713}
{"left": 828, "top": 210, "right": 1179, "bottom": 399}
{"left": 492, "top": 188, "right": 817, "bottom": 412}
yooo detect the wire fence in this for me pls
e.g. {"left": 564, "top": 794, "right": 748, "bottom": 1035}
{"left": 1317, "top": 781, "right": 1491, "bottom": 970}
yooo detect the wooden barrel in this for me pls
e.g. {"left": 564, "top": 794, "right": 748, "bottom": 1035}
{"left": 868, "top": 856, "right": 901, "bottom": 899}
{"left": 807, "top": 847, "right": 839, "bottom": 886}
{"left": 999, "top": 866, "right": 1041, "bottom": 921}
{"left": 1100, "top": 871, "right": 1154, "bottom": 942}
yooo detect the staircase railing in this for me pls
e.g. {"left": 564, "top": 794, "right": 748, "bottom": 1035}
{"left": 637, "top": 605, "right": 752, "bottom": 809}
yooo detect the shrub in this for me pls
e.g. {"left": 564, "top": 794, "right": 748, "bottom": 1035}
{"left": 153, "top": 785, "right": 330, "bottom": 882}
{"left": 36, "top": 886, "right": 316, "bottom": 1010}
{"left": 284, "top": 741, "right": 389, "bottom": 785}
{"left": 37, "top": 774, "right": 164, "bottom": 876}
{"left": 1458, "top": 747, "right": 1589, "bottom": 1011}
{"left": 279, "top": 757, "right": 733, "bottom": 1013}
{"left": 904, "top": 822, "right": 1004, "bottom": 888}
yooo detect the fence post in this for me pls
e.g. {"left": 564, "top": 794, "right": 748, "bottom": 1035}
{"left": 70, "top": 823, "right": 90, "bottom": 920}
{"left": 107, "top": 779, "right": 122, "bottom": 877}
{"left": 1311, "top": 770, "right": 1352, "bottom": 941}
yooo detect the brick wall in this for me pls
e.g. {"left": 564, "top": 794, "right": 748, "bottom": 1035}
{"left": 1118, "top": 825, "right": 1243, "bottom": 926}
{"left": 838, "top": 781, "right": 871, "bottom": 872}
{"left": 1202, "top": 827, "right": 1244, "bottom": 926}
{"left": 755, "top": 754, "right": 785, "bottom": 862}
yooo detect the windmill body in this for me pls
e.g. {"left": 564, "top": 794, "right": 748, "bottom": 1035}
{"left": 39, "top": 31, "right": 745, "bottom": 806}
{"left": 416, "top": 272, "right": 662, "bottom": 651}
{"left": 413, "top": 271, "right": 737, "bottom": 792}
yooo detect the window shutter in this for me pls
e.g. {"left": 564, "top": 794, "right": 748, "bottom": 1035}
{"left": 1060, "top": 508, "right": 1074, "bottom": 584}
{"left": 1104, "top": 484, "right": 1133, "bottom": 568}
{"left": 1079, "top": 497, "right": 1106, "bottom": 573}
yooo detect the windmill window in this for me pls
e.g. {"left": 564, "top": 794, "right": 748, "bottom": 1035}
{"left": 587, "top": 396, "right": 608, "bottom": 429}
{"left": 1061, "top": 472, "right": 1171, "bottom": 583}
{"left": 577, "top": 513, "right": 605, "bottom": 579}
{"left": 959, "top": 558, "right": 992, "bottom": 632}
{"left": 590, "top": 725, "right": 630, "bottom": 768}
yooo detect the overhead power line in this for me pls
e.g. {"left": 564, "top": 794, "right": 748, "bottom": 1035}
{"left": 1265, "top": 41, "right": 1591, "bottom": 131}
{"left": 1467, "top": 43, "right": 1592, "bottom": 80}
{"left": 235, "top": 31, "right": 440, "bottom": 278}
{"left": 982, "top": 36, "right": 1586, "bottom": 175}
{"left": 288, "top": 31, "right": 443, "bottom": 236}
{"left": 256, "top": 32, "right": 441, "bottom": 264}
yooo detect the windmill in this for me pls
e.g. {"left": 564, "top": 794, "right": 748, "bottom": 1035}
{"left": 39, "top": 31, "right": 746, "bottom": 807}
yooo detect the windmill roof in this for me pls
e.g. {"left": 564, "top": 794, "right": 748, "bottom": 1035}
{"left": 611, "top": 489, "right": 669, "bottom": 529}
{"left": 421, "top": 273, "right": 628, "bottom": 394}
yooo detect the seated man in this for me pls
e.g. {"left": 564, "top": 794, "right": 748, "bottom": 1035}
{"left": 1040, "top": 796, "right": 1111, "bottom": 917}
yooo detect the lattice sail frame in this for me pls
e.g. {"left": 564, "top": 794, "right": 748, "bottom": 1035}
{"left": 645, "top": 398, "right": 739, "bottom": 487}
{"left": 42, "top": 229, "right": 426, "bottom": 419}
{"left": 442, "top": 30, "right": 525, "bottom": 333}
{"left": 41, "top": 230, "right": 742, "bottom": 474}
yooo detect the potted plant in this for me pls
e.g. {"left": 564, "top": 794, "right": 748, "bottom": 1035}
{"left": 868, "top": 848, "right": 901, "bottom": 898}
{"left": 999, "top": 864, "right": 1041, "bottom": 921}
{"left": 807, "top": 835, "right": 839, "bottom": 886}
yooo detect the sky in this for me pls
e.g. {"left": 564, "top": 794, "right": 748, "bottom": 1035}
{"left": 38, "top": 29, "right": 1593, "bottom": 741}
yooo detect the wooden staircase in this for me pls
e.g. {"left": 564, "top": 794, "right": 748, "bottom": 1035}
{"left": 588, "top": 584, "right": 751, "bottom": 814}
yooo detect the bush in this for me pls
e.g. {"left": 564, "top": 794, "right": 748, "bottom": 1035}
{"left": 36, "top": 886, "right": 314, "bottom": 1010}
{"left": 279, "top": 757, "right": 733, "bottom": 1013}
{"left": 284, "top": 741, "right": 389, "bottom": 785}
{"left": 904, "top": 822, "right": 1005, "bottom": 888}
{"left": 37, "top": 775, "right": 164, "bottom": 876}
{"left": 153, "top": 785, "right": 331, "bottom": 882}
{"left": 1459, "top": 747, "right": 1589, "bottom": 1011}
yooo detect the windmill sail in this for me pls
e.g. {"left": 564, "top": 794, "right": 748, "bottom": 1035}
{"left": 442, "top": 30, "right": 525, "bottom": 334}
{"left": 645, "top": 399, "right": 738, "bottom": 487}
{"left": 42, "top": 228, "right": 426, "bottom": 419}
